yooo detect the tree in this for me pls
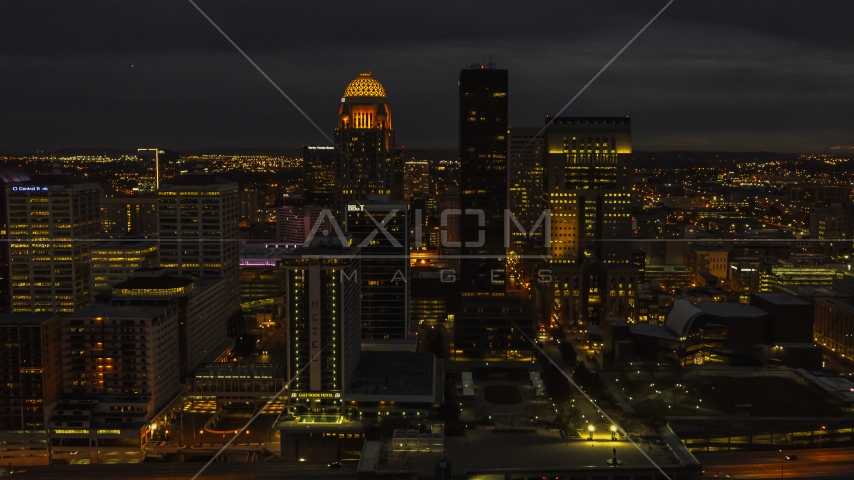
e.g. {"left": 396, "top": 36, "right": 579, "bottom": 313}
{"left": 559, "top": 341, "right": 577, "bottom": 366}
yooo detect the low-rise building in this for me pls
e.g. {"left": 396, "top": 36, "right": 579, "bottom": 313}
{"left": 187, "top": 363, "right": 286, "bottom": 410}
{"left": 814, "top": 297, "right": 854, "bottom": 365}
{"left": 543, "top": 257, "right": 639, "bottom": 327}
{"left": 645, "top": 264, "right": 692, "bottom": 293}
{"left": 453, "top": 298, "right": 538, "bottom": 360}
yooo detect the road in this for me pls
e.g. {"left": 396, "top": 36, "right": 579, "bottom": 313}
{"left": 22, "top": 463, "right": 357, "bottom": 480}
{"left": 697, "top": 447, "right": 854, "bottom": 479}
{"left": 245, "top": 328, "right": 288, "bottom": 364}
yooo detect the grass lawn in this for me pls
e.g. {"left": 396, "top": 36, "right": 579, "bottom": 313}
{"left": 694, "top": 376, "right": 843, "bottom": 417}
{"left": 620, "top": 378, "right": 676, "bottom": 397}
{"left": 632, "top": 399, "right": 706, "bottom": 418}
{"left": 483, "top": 385, "right": 523, "bottom": 404}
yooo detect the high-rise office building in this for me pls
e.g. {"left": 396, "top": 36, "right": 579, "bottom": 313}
{"left": 334, "top": 72, "right": 399, "bottom": 219}
{"left": 0, "top": 313, "right": 61, "bottom": 466}
{"left": 458, "top": 64, "right": 508, "bottom": 298}
{"left": 437, "top": 192, "right": 461, "bottom": 250}
{"left": 158, "top": 174, "right": 240, "bottom": 318}
{"left": 507, "top": 127, "right": 545, "bottom": 253}
{"left": 110, "top": 269, "right": 228, "bottom": 378}
{"left": 0, "top": 168, "right": 30, "bottom": 314}
{"left": 303, "top": 146, "right": 336, "bottom": 209}
{"left": 6, "top": 174, "right": 101, "bottom": 313}
{"left": 276, "top": 194, "right": 326, "bottom": 245}
{"left": 89, "top": 241, "right": 159, "bottom": 296}
{"left": 403, "top": 160, "right": 431, "bottom": 200}
{"left": 60, "top": 304, "right": 180, "bottom": 407}
{"left": 100, "top": 195, "right": 157, "bottom": 237}
{"left": 345, "top": 195, "right": 410, "bottom": 339}
{"left": 50, "top": 304, "right": 180, "bottom": 464}
{"left": 544, "top": 117, "right": 633, "bottom": 264}
{"left": 239, "top": 185, "right": 262, "bottom": 227}
{"left": 283, "top": 236, "right": 361, "bottom": 397}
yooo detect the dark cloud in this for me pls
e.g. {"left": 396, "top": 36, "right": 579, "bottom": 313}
{"left": 1, "top": 0, "right": 853, "bottom": 153}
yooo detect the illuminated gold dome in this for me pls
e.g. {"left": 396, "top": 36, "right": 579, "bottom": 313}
{"left": 342, "top": 72, "right": 387, "bottom": 98}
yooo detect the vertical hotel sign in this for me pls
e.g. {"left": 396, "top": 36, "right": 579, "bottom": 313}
{"left": 309, "top": 262, "right": 322, "bottom": 391}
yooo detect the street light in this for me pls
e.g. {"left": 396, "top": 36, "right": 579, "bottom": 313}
{"left": 199, "top": 429, "right": 204, "bottom": 447}
{"left": 588, "top": 424, "right": 595, "bottom": 441}
{"left": 819, "top": 425, "right": 825, "bottom": 449}
{"left": 610, "top": 425, "right": 618, "bottom": 441}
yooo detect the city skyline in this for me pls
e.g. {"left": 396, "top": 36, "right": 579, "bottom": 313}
{"left": 2, "top": 2, "right": 854, "bottom": 478}
{"left": 1, "top": 1, "right": 854, "bottom": 153}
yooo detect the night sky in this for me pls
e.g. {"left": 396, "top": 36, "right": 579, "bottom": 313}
{"left": 2, "top": 0, "right": 853, "bottom": 154}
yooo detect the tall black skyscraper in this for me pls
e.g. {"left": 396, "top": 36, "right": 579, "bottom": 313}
{"left": 458, "top": 64, "right": 508, "bottom": 299}
{"left": 345, "top": 195, "right": 410, "bottom": 340}
{"left": 302, "top": 145, "right": 336, "bottom": 209}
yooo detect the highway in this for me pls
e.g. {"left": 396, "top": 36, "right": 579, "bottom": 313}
{"left": 22, "top": 462, "right": 358, "bottom": 480}
{"left": 697, "top": 447, "right": 854, "bottom": 479}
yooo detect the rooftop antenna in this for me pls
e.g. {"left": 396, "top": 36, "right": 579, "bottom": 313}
{"left": 488, "top": 57, "right": 496, "bottom": 69}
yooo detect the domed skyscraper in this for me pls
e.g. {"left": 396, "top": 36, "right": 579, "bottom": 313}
{"left": 334, "top": 72, "right": 400, "bottom": 217}
{"left": 334, "top": 73, "right": 409, "bottom": 341}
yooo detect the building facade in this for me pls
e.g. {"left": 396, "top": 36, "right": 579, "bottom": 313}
{"left": 458, "top": 65, "right": 508, "bottom": 299}
{"left": 303, "top": 146, "right": 336, "bottom": 209}
{"left": 334, "top": 72, "right": 399, "bottom": 219}
{"left": 0, "top": 168, "right": 30, "bottom": 314}
{"left": 283, "top": 236, "right": 361, "bottom": 400}
{"left": 814, "top": 297, "right": 854, "bottom": 365}
{"left": 110, "top": 269, "right": 228, "bottom": 379}
{"left": 544, "top": 117, "right": 633, "bottom": 265}
{"left": 544, "top": 257, "right": 639, "bottom": 327}
{"left": 276, "top": 198, "right": 325, "bottom": 245}
{"left": 0, "top": 313, "right": 61, "bottom": 466}
{"left": 100, "top": 195, "right": 157, "bottom": 237}
{"left": 345, "top": 195, "right": 410, "bottom": 339}
{"left": 89, "top": 241, "right": 159, "bottom": 296}
{"left": 6, "top": 175, "right": 101, "bottom": 313}
{"left": 403, "top": 160, "right": 432, "bottom": 200}
{"left": 507, "top": 126, "right": 546, "bottom": 253}
{"left": 453, "top": 299, "right": 537, "bottom": 360}
{"left": 158, "top": 174, "right": 240, "bottom": 317}
{"left": 50, "top": 304, "right": 180, "bottom": 464}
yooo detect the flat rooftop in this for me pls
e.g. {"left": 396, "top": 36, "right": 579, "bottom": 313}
{"left": 346, "top": 351, "right": 436, "bottom": 399}
{"left": 113, "top": 275, "right": 195, "bottom": 290}
{"left": 65, "top": 303, "right": 173, "bottom": 319}
{"left": 191, "top": 362, "right": 284, "bottom": 380}
{"left": 774, "top": 285, "right": 850, "bottom": 297}
{"left": 696, "top": 302, "right": 768, "bottom": 318}
{"left": 0, "top": 313, "right": 60, "bottom": 325}
{"left": 91, "top": 240, "right": 157, "bottom": 252}
{"left": 752, "top": 292, "right": 811, "bottom": 306}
